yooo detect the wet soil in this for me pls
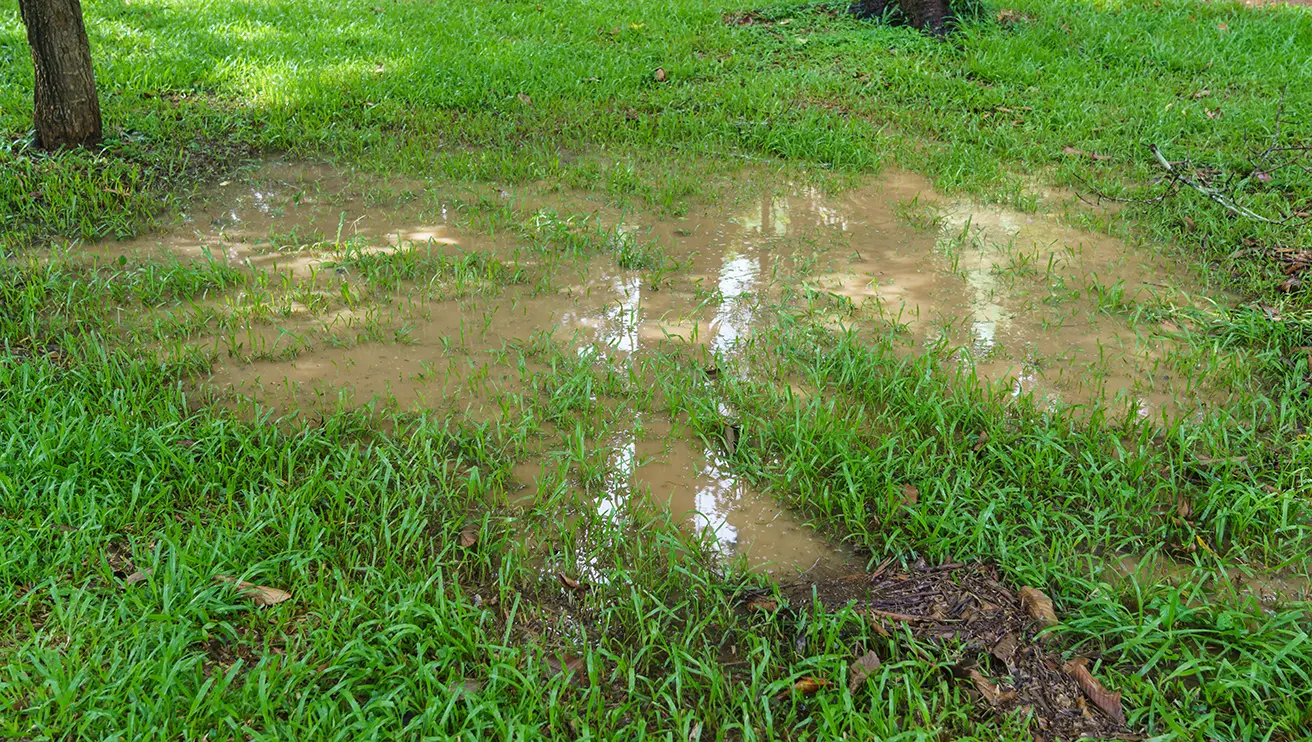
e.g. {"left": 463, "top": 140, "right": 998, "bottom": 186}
{"left": 88, "top": 159, "right": 1224, "bottom": 573}
{"left": 511, "top": 418, "right": 853, "bottom": 576}
{"left": 1106, "top": 552, "right": 1311, "bottom": 606}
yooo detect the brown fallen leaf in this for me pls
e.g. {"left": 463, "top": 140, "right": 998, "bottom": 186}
{"left": 214, "top": 575, "right": 292, "bottom": 606}
{"left": 458, "top": 527, "right": 479, "bottom": 548}
{"left": 1195, "top": 455, "right": 1248, "bottom": 467}
{"left": 1018, "top": 586, "right": 1059, "bottom": 631}
{"left": 1192, "top": 89, "right": 1211, "bottom": 99}
{"left": 544, "top": 653, "right": 587, "bottom": 684}
{"left": 865, "top": 613, "right": 890, "bottom": 636}
{"left": 791, "top": 676, "right": 829, "bottom": 696}
{"left": 124, "top": 568, "right": 153, "bottom": 586}
{"left": 968, "top": 668, "right": 1017, "bottom": 706}
{"left": 1061, "top": 146, "right": 1113, "bottom": 161}
{"left": 723, "top": 423, "right": 740, "bottom": 456}
{"left": 1063, "top": 657, "right": 1125, "bottom": 724}
{"left": 848, "top": 650, "right": 881, "bottom": 694}
{"left": 449, "top": 678, "right": 483, "bottom": 697}
{"left": 105, "top": 541, "right": 134, "bottom": 575}
{"left": 996, "top": 8, "right": 1033, "bottom": 23}
{"left": 556, "top": 573, "right": 587, "bottom": 592}
{"left": 973, "top": 431, "right": 990, "bottom": 452}
{"left": 990, "top": 633, "right": 1018, "bottom": 665}
{"left": 870, "top": 607, "right": 928, "bottom": 622}
{"left": 747, "top": 598, "right": 778, "bottom": 613}
{"left": 900, "top": 484, "right": 919, "bottom": 506}
{"left": 517, "top": 92, "right": 532, "bottom": 106}
{"left": 1175, "top": 494, "right": 1193, "bottom": 521}
{"left": 1278, "top": 276, "right": 1303, "bottom": 293}
{"left": 654, "top": 67, "right": 667, "bottom": 82}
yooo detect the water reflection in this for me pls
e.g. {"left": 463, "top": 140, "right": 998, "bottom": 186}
{"left": 600, "top": 419, "right": 846, "bottom": 573}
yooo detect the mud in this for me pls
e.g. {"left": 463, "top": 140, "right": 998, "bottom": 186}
{"left": 90, "top": 160, "right": 1221, "bottom": 573}
{"left": 84, "top": 161, "right": 470, "bottom": 277}
{"left": 1105, "top": 552, "right": 1311, "bottom": 606}
{"left": 510, "top": 419, "right": 852, "bottom": 575}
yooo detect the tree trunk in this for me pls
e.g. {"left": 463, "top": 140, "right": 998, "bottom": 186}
{"left": 18, "top": 0, "right": 102, "bottom": 150}
{"left": 901, "top": 0, "right": 950, "bottom": 34}
{"left": 852, "top": 0, "right": 952, "bottom": 34}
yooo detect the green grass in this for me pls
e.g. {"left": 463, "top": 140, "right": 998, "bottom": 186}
{"left": 3, "top": 0, "right": 1312, "bottom": 740}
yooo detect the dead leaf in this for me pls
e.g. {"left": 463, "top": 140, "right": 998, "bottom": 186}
{"left": 1205, "top": 108, "right": 1221, "bottom": 119}
{"left": 105, "top": 542, "right": 134, "bottom": 575}
{"left": 1195, "top": 455, "right": 1248, "bottom": 467}
{"left": 968, "top": 668, "right": 1017, "bottom": 706}
{"left": 1217, "top": 22, "right": 1228, "bottom": 31}
{"left": 723, "top": 423, "right": 740, "bottom": 456}
{"left": 973, "top": 431, "right": 990, "bottom": 452}
{"left": 791, "top": 676, "right": 829, "bottom": 696}
{"left": 900, "top": 484, "right": 919, "bottom": 505}
{"left": 848, "top": 650, "right": 881, "bottom": 694}
{"left": 996, "top": 8, "right": 1033, "bottom": 23}
{"left": 747, "top": 598, "right": 778, "bottom": 613}
{"left": 654, "top": 67, "right": 667, "bottom": 82}
{"left": 214, "top": 575, "right": 292, "bottom": 606}
{"left": 1278, "top": 276, "right": 1303, "bottom": 293}
{"left": 125, "top": 568, "right": 153, "bottom": 585}
{"left": 1063, "top": 658, "right": 1125, "bottom": 724}
{"left": 556, "top": 573, "right": 587, "bottom": 592}
{"left": 449, "top": 678, "right": 483, "bottom": 697}
{"left": 517, "top": 93, "right": 532, "bottom": 106}
{"left": 1061, "top": 146, "right": 1113, "bottom": 161}
{"left": 865, "top": 613, "right": 890, "bottom": 636}
{"left": 1018, "top": 586, "right": 1059, "bottom": 631}
{"left": 1192, "top": 89, "right": 1211, "bottom": 99}
{"left": 55, "top": 524, "right": 79, "bottom": 533}
{"left": 458, "top": 527, "right": 479, "bottom": 548}
{"left": 990, "top": 633, "right": 1018, "bottom": 665}
{"left": 1175, "top": 494, "right": 1193, "bottom": 521}
{"left": 688, "top": 721, "right": 703, "bottom": 741}
{"left": 545, "top": 653, "right": 587, "bottom": 684}
{"left": 869, "top": 607, "right": 927, "bottom": 622}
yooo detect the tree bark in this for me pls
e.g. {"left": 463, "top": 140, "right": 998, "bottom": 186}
{"left": 852, "top": 0, "right": 952, "bottom": 34}
{"left": 18, "top": 0, "right": 103, "bottom": 150}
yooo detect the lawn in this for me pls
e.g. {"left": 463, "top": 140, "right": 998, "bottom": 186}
{"left": 2, "top": 0, "right": 1311, "bottom": 739}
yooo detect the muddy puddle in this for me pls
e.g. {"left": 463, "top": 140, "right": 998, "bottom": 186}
{"left": 1105, "top": 552, "right": 1310, "bottom": 606}
{"left": 512, "top": 418, "right": 853, "bottom": 576}
{"left": 89, "top": 159, "right": 1221, "bottom": 572}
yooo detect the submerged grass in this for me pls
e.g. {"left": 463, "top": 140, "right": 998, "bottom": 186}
{"left": 3, "top": 0, "right": 1312, "bottom": 740}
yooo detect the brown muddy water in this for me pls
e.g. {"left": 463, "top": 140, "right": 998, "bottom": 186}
{"left": 1105, "top": 553, "right": 1311, "bottom": 606}
{"left": 89, "top": 160, "right": 1220, "bottom": 574}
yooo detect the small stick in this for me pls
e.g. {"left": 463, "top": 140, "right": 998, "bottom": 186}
{"left": 1150, "top": 144, "right": 1280, "bottom": 224}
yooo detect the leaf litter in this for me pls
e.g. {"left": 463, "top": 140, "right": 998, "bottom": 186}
{"left": 214, "top": 575, "right": 293, "bottom": 606}
{"left": 780, "top": 563, "right": 1131, "bottom": 740}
